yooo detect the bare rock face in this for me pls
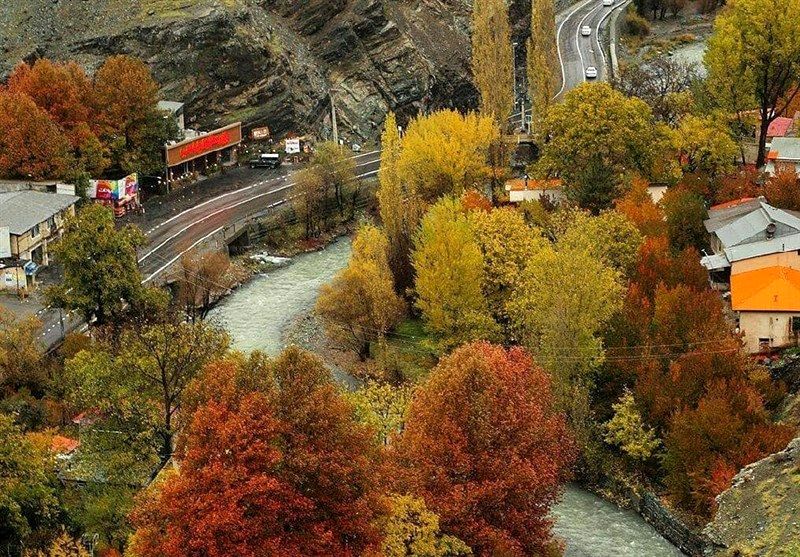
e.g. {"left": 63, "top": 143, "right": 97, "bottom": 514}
{"left": 704, "top": 437, "right": 800, "bottom": 556}
{"left": 0, "top": 0, "right": 531, "bottom": 140}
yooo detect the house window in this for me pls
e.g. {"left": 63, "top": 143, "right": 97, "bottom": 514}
{"left": 31, "top": 224, "right": 40, "bottom": 237}
{"left": 758, "top": 338, "right": 771, "bottom": 351}
{"left": 792, "top": 317, "right": 800, "bottom": 334}
{"left": 47, "top": 217, "right": 55, "bottom": 229}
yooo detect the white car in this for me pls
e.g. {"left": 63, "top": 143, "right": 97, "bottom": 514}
{"left": 603, "top": 0, "right": 614, "bottom": 6}
{"left": 581, "top": 25, "right": 592, "bottom": 37}
{"left": 585, "top": 66, "right": 598, "bottom": 79}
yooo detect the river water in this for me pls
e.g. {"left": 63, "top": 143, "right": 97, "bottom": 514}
{"left": 208, "top": 237, "right": 682, "bottom": 557}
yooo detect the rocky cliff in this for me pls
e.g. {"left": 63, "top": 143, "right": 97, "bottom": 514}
{"left": 0, "top": 0, "right": 532, "bottom": 141}
{"left": 704, "top": 436, "right": 800, "bottom": 556}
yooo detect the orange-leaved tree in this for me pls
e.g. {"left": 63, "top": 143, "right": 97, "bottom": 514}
{"left": 393, "top": 342, "right": 575, "bottom": 556}
{"left": 129, "top": 348, "right": 386, "bottom": 557}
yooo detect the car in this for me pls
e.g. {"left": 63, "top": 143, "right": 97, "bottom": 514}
{"left": 248, "top": 153, "right": 281, "bottom": 169}
{"left": 581, "top": 25, "right": 592, "bottom": 37}
{"left": 585, "top": 66, "right": 598, "bottom": 79}
{"left": 602, "top": 0, "right": 614, "bottom": 6}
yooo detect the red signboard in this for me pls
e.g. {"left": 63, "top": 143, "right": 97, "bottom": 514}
{"left": 166, "top": 122, "right": 242, "bottom": 166}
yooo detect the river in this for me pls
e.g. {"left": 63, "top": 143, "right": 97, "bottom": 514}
{"left": 208, "top": 237, "right": 683, "bottom": 557}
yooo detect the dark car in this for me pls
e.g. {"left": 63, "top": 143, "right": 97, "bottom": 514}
{"left": 249, "top": 153, "right": 281, "bottom": 169}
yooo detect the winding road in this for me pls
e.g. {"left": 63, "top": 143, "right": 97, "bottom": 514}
{"left": 36, "top": 0, "right": 625, "bottom": 349}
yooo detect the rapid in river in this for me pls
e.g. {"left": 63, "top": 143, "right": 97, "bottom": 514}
{"left": 208, "top": 237, "right": 683, "bottom": 557}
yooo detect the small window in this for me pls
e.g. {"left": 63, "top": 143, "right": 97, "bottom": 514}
{"left": 31, "top": 224, "right": 40, "bottom": 237}
{"left": 758, "top": 338, "right": 771, "bottom": 350}
{"left": 792, "top": 317, "right": 800, "bottom": 334}
{"left": 47, "top": 217, "right": 55, "bottom": 228}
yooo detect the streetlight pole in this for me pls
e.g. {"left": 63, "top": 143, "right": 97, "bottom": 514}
{"left": 330, "top": 90, "right": 339, "bottom": 146}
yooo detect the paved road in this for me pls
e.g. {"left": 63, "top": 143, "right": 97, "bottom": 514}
{"left": 37, "top": 152, "right": 381, "bottom": 348}
{"left": 556, "top": 0, "right": 630, "bottom": 96}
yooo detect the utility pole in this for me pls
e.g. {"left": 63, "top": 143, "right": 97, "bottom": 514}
{"left": 330, "top": 91, "right": 339, "bottom": 145}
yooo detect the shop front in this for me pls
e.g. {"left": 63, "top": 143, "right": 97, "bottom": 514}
{"left": 89, "top": 173, "right": 140, "bottom": 217}
{"left": 165, "top": 122, "right": 242, "bottom": 189}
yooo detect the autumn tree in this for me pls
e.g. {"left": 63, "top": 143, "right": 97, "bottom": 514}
{"left": 527, "top": 0, "right": 559, "bottom": 133}
{"left": 714, "top": 167, "right": 761, "bottom": 206}
{"left": 46, "top": 204, "right": 145, "bottom": 326}
{"left": 672, "top": 114, "right": 738, "bottom": 178}
{"left": 705, "top": 0, "right": 800, "bottom": 167}
{"left": 175, "top": 250, "right": 232, "bottom": 322}
{"left": 603, "top": 389, "right": 661, "bottom": 461}
{"left": 469, "top": 206, "right": 548, "bottom": 323}
{"left": 312, "top": 141, "right": 357, "bottom": 217}
{"left": 412, "top": 197, "right": 498, "bottom": 348}
{"left": 0, "top": 91, "right": 72, "bottom": 180}
{"left": 348, "top": 381, "right": 412, "bottom": 445}
{"left": 398, "top": 110, "right": 498, "bottom": 204}
{"left": 395, "top": 342, "right": 575, "bottom": 556}
{"left": 613, "top": 54, "right": 697, "bottom": 124}
{"left": 378, "top": 112, "right": 418, "bottom": 293}
{"left": 292, "top": 167, "right": 326, "bottom": 239}
{"left": 764, "top": 170, "right": 800, "bottom": 211}
{"left": 316, "top": 225, "right": 406, "bottom": 359}
{"left": 472, "top": 0, "right": 514, "bottom": 126}
{"left": 559, "top": 210, "right": 644, "bottom": 277}
{"left": 130, "top": 347, "right": 385, "bottom": 556}
{"left": 381, "top": 494, "right": 473, "bottom": 557}
{"left": 535, "top": 83, "right": 665, "bottom": 212}
{"left": 0, "top": 413, "right": 59, "bottom": 556}
{"left": 0, "top": 309, "right": 45, "bottom": 395}
{"left": 614, "top": 179, "right": 667, "bottom": 237}
{"left": 65, "top": 320, "right": 229, "bottom": 465}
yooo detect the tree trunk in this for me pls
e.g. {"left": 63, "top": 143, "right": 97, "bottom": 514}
{"left": 756, "top": 117, "right": 771, "bottom": 168}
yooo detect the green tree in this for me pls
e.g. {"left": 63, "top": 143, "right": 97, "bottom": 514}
{"left": 472, "top": 0, "right": 514, "bottom": 127}
{"left": 312, "top": 141, "right": 357, "bottom": 217}
{"left": 65, "top": 320, "right": 229, "bottom": 465}
{"left": 705, "top": 0, "right": 800, "bottom": 167}
{"left": 659, "top": 186, "right": 709, "bottom": 252}
{"left": 412, "top": 198, "right": 498, "bottom": 348}
{"left": 528, "top": 0, "right": 560, "bottom": 133}
{"left": 672, "top": 114, "right": 738, "bottom": 178}
{"left": 0, "top": 308, "right": 45, "bottom": 395}
{"left": 603, "top": 390, "right": 661, "bottom": 461}
{"left": 292, "top": 167, "right": 326, "bottom": 239}
{"left": 316, "top": 226, "right": 406, "bottom": 360}
{"left": 0, "top": 414, "right": 59, "bottom": 556}
{"left": 381, "top": 494, "right": 473, "bottom": 557}
{"left": 46, "top": 204, "right": 145, "bottom": 326}
{"left": 558, "top": 210, "right": 644, "bottom": 277}
{"left": 535, "top": 82, "right": 664, "bottom": 213}
{"left": 398, "top": 110, "right": 498, "bottom": 204}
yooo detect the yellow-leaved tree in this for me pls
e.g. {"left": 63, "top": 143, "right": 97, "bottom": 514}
{"left": 527, "top": 0, "right": 559, "bottom": 134}
{"left": 381, "top": 494, "right": 473, "bottom": 557}
{"left": 316, "top": 224, "right": 406, "bottom": 360}
{"left": 412, "top": 197, "right": 499, "bottom": 349}
{"left": 397, "top": 110, "right": 498, "bottom": 204}
{"left": 471, "top": 0, "right": 514, "bottom": 127}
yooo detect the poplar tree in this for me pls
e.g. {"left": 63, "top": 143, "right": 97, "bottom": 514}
{"left": 527, "top": 0, "right": 559, "bottom": 134}
{"left": 471, "top": 0, "right": 515, "bottom": 127}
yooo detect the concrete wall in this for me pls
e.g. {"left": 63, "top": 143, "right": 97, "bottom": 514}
{"left": 731, "top": 251, "right": 800, "bottom": 275}
{"left": 0, "top": 266, "right": 27, "bottom": 291}
{"left": 739, "top": 311, "right": 800, "bottom": 353}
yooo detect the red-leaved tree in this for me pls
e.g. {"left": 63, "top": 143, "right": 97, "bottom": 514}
{"left": 129, "top": 348, "right": 385, "bottom": 557}
{"left": 393, "top": 342, "right": 575, "bottom": 556}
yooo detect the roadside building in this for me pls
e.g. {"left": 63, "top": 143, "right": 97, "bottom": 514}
{"left": 701, "top": 197, "right": 800, "bottom": 352}
{"left": 164, "top": 122, "right": 242, "bottom": 189}
{"left": 765, "top": 136, "right": 800, "bottom": 176}
{"left": 0, "top": 190, "right": 79, "bottom": 291}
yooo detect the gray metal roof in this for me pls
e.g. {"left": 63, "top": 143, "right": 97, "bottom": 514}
{"left": 0, "top": 191, "right": 79, "bottom": 235}
{"left": 701, "top": 253, "right": 730, "bottom": 271}
{"left": 705, "top": 198, "right": 763, "bottom": 233}
{"left": 768, "top": 137, "right": 800, "bottom": 161}
{"left": 725, "top": 233, "right": 800, "bottom": 262}
{"left": 715, "top": 207, "right": 772, "bottom": 247}
{"left": 710, "top": 201, "right": 800, "bottom": 249}
{"left": 157, "top": 100, "right": 184, "bottom": 114}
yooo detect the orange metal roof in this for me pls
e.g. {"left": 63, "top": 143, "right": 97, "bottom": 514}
{"left": 51, "top": 436, "right": 80, "bottom": 455}
{"left": 505, "top": 178, "right": 562, "bottom": 191}
{"left": 731, "top": 266, "right": 800, "bottom": 311}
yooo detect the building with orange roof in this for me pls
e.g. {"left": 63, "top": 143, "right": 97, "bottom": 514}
{"left": 504, "top": 177, "right": 563, "bottom": 203}
{"left": 732, "top": 267, "right": 800, "bottom": 352}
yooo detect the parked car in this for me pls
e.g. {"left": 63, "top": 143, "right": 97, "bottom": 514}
{"left": 585, "top": 66, "right": 598, "bottom": 79}
{"left": 248, "top": 153, "right": 281, "bottom": 169}
{"left": 581, "top": 25, "right": 592, "bottom": 36}
{"left": 602, "top": 0, "right": 614, "bottom": 6}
